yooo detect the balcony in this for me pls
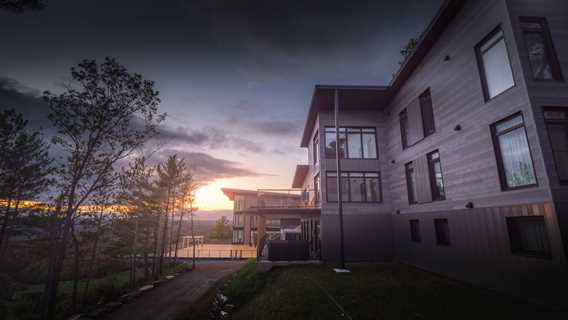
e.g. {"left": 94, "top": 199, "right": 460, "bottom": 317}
{"left": 256, "top": 189, "right": 320, "bottom": 209}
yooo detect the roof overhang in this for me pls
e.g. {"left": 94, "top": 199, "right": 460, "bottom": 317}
{"left": 291, "top": 165, "right": 310, "bottom": 188}
{"left": 300, "top": 85, "right": 391, "bottom": 147}
{"left": 221, "top": 188, "right": 258, "bottom": 201}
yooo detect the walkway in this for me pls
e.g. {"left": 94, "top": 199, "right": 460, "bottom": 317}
{"left": 107, "top": 260, "right": 246, "bottom": 320}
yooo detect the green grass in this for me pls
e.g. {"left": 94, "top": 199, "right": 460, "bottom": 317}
{"left": 180, "top": 261, "right": 556, "bottom": 320}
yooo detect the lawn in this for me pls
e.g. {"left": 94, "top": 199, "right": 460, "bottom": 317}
{"left": 181, "top": 261, "right": 556, "bottom": 320}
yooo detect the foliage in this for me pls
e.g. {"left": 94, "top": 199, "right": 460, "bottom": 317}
{"left": 209, "top": 216, "right": 232, "bottom": 240}
{"left": 0, "top": 0, "right": 44, "bottom": 12}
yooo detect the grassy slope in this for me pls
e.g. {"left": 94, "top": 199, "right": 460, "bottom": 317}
{"left": 182, "top": 262, "right": 556, "bottom": 320}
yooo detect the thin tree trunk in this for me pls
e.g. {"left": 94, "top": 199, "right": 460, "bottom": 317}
{"left": 0, "top": 197, "right": 13, "bottom": 256}
{"left": 158, "top": 185, "right": 171, "bottom": 275}
{"left": 143, "top": 223, "right": 150, "bottom": 280}
{"left": 71, "top": 225, "right": 80, "bottom": 313}
{"left": 130, "top": 216, "right": 139, "bottom": 286}
{"left": 191, "top": 207, "right": 195, "bottom": 270}
{"left": 152, "top": 213, "right": 160, "bottom": 278}
{"left": 173, "top": 209, "right": 184, "bottom": 264}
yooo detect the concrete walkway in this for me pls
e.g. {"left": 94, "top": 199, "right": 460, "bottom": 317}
{"left": 107, "top": 260, "right": 246, "bottom": 320}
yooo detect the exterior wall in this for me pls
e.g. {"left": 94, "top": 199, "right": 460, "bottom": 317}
{"left": 506, "top": 0, "right": 568, "bottom": 258}
{"left": 381, "top": 0, "right": 567, "bottom": 305}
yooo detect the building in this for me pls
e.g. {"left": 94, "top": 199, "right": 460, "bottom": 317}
{"left": 224, "top": 0, "right": 568, "bottom": 306}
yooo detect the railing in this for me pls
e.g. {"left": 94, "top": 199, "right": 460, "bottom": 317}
{"left": 256, "top": 189, "right": 320, "bottom": 209}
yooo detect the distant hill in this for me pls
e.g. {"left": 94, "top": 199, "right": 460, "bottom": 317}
{"left": 194, "top": 209, "right": 233, "bottom": 221}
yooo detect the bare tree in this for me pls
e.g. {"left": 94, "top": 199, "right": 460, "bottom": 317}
{"left": 40, "top": 58, "right": 164, "bottom": 320}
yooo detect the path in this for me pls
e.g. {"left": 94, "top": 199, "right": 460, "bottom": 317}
{"left": 107, "top": 260, "right": 246, "bottom": 320}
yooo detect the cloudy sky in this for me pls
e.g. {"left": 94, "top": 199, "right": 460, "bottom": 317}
{"left": 0, "top": 0, "right": 441, "bottom": 211}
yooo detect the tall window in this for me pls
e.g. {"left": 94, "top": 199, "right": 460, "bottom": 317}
{"left": 326, "top": 172, "right": 381, "bottom": 203}
{"left": 325, "top": 127, "right": 377, "bottom": 159}
{"left": 420, "top": 89, "right": 436, "bottom": 137}
{"left": 400, "top": 109, "right": 409, "bottom": 149}
{"left": 476, "top": 27, "right": 515, "bottom": 100}
{"left": 410, "top": 219, "right": 421, "bottom": 243}
{"left": 427, "top": 151, "right": 446, "bottom": 201}
{"left": 520, "top": 17, "right": 563, "bottom": 81}
{"left": 405, "top": 162, "right": 417, "bottom": 204}
{"left": 314, "top": 174, "right": 321, "bottom": 204}
{"left": 434, "top": 219, "right": 451, "bottom": 246}
{"left": 491, "top": 113, "right": 537, "bottom": 190}
{"left": 544, "top": 109, "right": 568, "bottom": 183}
{"left": 313, "top": 131, "right": 319, "bottom": 165}
{"left": 506, "top": 216, "right": 551, "bottom": 257}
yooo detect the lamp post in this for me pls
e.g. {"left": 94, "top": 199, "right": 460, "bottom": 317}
{"left": 334, "top": 88, "right": 346, "bottom": 270}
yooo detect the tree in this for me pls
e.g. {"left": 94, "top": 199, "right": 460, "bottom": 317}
{"left": 211, "top": 216, "right": 232, "bottom": 240}
{"left": 41, "top": 58, "right": 165, "bottom": 320}
{"left": 0, "top": 109, "right": 52, "bottom": 258}
{"left": 0, "top": 0, "right": 44, "bottom": 12}
{"left": 173, "top": 165, "right": 198, "bottom": 264}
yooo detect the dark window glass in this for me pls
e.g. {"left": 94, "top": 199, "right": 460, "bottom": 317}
{"left": 314, "top": 174, "right": 320, "bottom": 204}
{"left": 420, "top": 89, "right": 436, "bottom": 137}
{"left": 405, "top": 162, "right": 417, "bottom": 204}
{"left": 544, "top": 109, "right": 568, "bottom": 183}
{"left": 313, "top": 131, "right": 319, "bottom": 165}
{"left": 476, "top": 27, "right": 515, "bottom": 100}
{"left": 491, "top": 114, "right": 537, "bottom": 190}
{"left": 326, "top": 172, "right": 381, "bottom": 203}
{"left": 434, "top": 219, "right": 450, "bottom": 246}
{"left": 410, "top": 219, "right": 421, "bottom": 242}
{"left": 400, "top": 109, "right": 409, "bottom": 149}
{"left": 325, "top": 127, "right": 376, "bottom": 159}
{"left": 427, "top": 151, "right": 446, "bottom": 201}
{"left": 506, "top": 216, "right": 551, "bottom": 257}
{"left": 520, "top": 17, "right": 563, "bottom": 81}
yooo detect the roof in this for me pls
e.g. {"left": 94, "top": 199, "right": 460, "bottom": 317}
{"left": 299, "top": 0, "right": 464, "bottom": 148}
{"left": 300, "top": 85, "right": 391, "bottom": 147}
{"left": 291, "top": 164, "right": 310, "bottom": 188}
{"left": 221, "top": 188, "right": 258, "bottom": 201}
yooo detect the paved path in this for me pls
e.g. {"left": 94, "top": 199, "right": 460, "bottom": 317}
{"left": 107, "top": 260, "right": 246, "bottom": 320}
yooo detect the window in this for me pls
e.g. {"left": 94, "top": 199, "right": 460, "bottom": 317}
{"left": 325, "top": 127, "right": 377, "bottom": 159}
{"left": 476, "top": 27, "right": 515, "bottom": 100}
{"left": 520, "top": 17, "right": 563, "bottom": 81}
{"left": 313, "top": 131, "right": 319, "bottom": 165}
{"left": 326, "top": 172, "right": 381, "bottom": 203}
{"left": 420, "top": 89, "right": 436, "bottom": 137}
{"left": 491, "top": 113, "right": 537, "bottom": 190}
{"left": 427, "top": 151, "right": 446, "bottom": 201}
{"left": 410, "top": 219, "right": 421, "bottom": 242}
{"left": 400, "top": 109, "right": 409, "bottom": 149}
{"left": 434, "top": 219, "right": 450, "bottom": 246}
{"left": 405, "top": 162, "right": 417, "bottom": 204}
{"left": 544, "top": 109, "right": 568, "bottom": 183}
{"left": 314, "top": 174, "right": 321, "bottom": 204}
{"left": 506, "top": 216, "right": 551, "bottom": 257}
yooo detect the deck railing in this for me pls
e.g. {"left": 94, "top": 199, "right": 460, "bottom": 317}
{"left": 256, "top": 189, "right": 320, "bottom": 209}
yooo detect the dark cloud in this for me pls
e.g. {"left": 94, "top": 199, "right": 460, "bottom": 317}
{"left": 152, "top": 149, "right": 268, "bottom": 183}
{"left": 156, "top": 125, "right": 265, "bottom": 153}
{"left": 0, "top": 77, "right": 51, "bottom": 131}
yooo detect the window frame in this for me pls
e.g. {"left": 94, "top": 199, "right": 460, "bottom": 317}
{"left": 519, "top": 16, "right": 563, "bottom": 82}
{"left": 325, "top": 171, "right": 382, "bottom": 203}
{"left": 409, "top": 219, "right": 421, "bottom": 243}
{"left": 490, "top": 112, "right": 538, "bottom": 191}
{"left": 427, "top": 150, "right": 446, "bottom": 201}
{"left": 543, "top": 107, "right": 568, "bottom": 184}
{"left": 420, "top": 89, "right": 436, "bottom": 137}
{"left": 405, "top": 162, "right": 417, "bottom": 204}
{"left": 434, "top": 218, "right": 451, "bottom": 246}
{"left": 324, "top": 126, "right": 378, "bottom": 160}
{"left": 399, "top": 109, "right": 409, "bottom": 149}
{"left": 475, "top": 25, "right": 516, "bottom": 102}
{"left": 506, "top": 216, "right": 552, "bottom": 258}
{"left": 313, "top": 130, "right": 319, "bottom": 165}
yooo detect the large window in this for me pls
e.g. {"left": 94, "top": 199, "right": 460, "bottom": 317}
{"left": 544, "top": 109, "right": 568, "bottom": 183}
{"left": 476, "top": 27, "right": 515, "bottom": 100}
{"left": 427, "top": 151, "right": 446, "bottom": 201}
{"left": 400, "top": 109, "right": 409, "bottom": 149}
{"left": 491, "top": 113, "right": 537, "bottom": 190}
{"left": 326, "top": 171, "right": 381, "bottom": 203}
{"left": 405, "top": 162, "right": 417, "bottom": 204}
{"left": 506, "top": 216, "right": 551, "bottom": 257}
{"left": 434, "top": 218, "right": 451, "bottom": 246}
{"left": 420, "top": 89, "right": 436, "bottom": 137}
{"left": 325, "top": 127, "right": 377, "bottom": 159}
{"left": 520, "top": 17, "right": 563, "bottom": 81}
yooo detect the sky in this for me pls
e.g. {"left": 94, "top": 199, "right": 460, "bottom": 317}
{"left": 0, "top": 0, "right": 442, "bottom": 211}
